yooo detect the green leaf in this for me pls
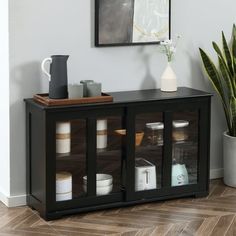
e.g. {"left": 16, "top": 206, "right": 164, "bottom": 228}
{"left": 199, "top": 48, "right": 225, "bottom": 99}
{"left": 232, "top": 34, "right": 236, "bottom": 74}
{"left": 213, "top": 41, "right": 224, "bottom": 60}
{"left": 219, "top": 56, "right": 234, "bottom": 98}
{"left": 233, "top": 24, "right": 236, "bottom": 39}
{"left": 213, "top": 41, "right": 232, "bottom": 77}
{"left": 222, "top": 31, "right": 234, "bottom": 76}
{"left": 230, "top": 96, "right": 236, "bottom": 136}
{"left": 199, "top": 48, "right": 232, "bottom": 131}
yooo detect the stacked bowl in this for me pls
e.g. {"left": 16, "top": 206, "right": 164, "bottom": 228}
{"left": 83, "top": 174, "right": 113, "bottom": 196}
{"left": 56, "top": 171, "right": 72, "bottom": 201}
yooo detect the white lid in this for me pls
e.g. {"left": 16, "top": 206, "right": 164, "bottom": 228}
{"left": 56, "top": 171, "right": 72, "bottom": 181}
{"left": 56, "top": 122, "right": 71, "bottom": 134}
{"left": 146, "top": 122, "right": 164, "bottom": 130}
{"left": 97, "top": 119, "right": 107, "bottom": 130}
{"left": 173, "top": 120, "right": 189, "bottom": 128}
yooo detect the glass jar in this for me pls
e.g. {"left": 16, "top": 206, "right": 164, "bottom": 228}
{"left": 172, "top": 120, "right": 189, "bottom": 142}
{"left": 146, "top": 122, "right": 164, "bottom": 146}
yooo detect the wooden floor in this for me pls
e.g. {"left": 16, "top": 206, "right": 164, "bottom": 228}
{"left": 0, "top": 179, "right": 236, "bottom": 235}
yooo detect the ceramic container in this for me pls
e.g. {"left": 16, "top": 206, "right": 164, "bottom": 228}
{"left": 56, "top": 192, "right": 72, "bottom": 201}
{"left": 68, "top": 84, "right": 84, "bottom": 99}
{"left": 83, "top": 184, "right": 113, "bottom": 196}
{"left": 161, "top": 62, "right": 177, "bottom": 92}
{"left": 97, "top": 119, "right": 107, "bottom": 149}
{"left": 80, "top": 80, "right": 94, "bottom": 97}
{"left": 223, "top": 131, "right": 236, "bottom": 187}
{"left": 56, "top": 171, "right": 72, "bottom": 194}
{"left": 83, "top": 174, "right": 113, "bottom": 187}
{"left": 87, "top": 82, "right": 102, "bottom": 97}
{"left": 83, "top": 173, "right": 113, "bottom": 195}
{"left": 56, "top": 122, "right": 71, "bottom": 154}
{"left": 41, "top": 55, "right": 69, "bottom": 99}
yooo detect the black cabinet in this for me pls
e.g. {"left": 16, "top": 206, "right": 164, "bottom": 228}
{"left": 25, "top": 87, "right": 211, "bottom": 220}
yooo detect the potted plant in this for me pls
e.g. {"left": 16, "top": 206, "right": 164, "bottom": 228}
{"left": 199, "top": 24, "right": 236, "bottom": 187}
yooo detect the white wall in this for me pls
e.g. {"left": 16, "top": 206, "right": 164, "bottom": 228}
{"left": 0, "top": 0, "right": 10, "bottom": 203}
{"left": 7, "top": 0, "right": 236, "bottom": 202}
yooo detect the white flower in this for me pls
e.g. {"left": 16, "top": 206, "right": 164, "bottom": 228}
{"left": 159, "top": 35, "right": 181, "bottom": 62}
{"left": 160, "top": 39, "right": 172, "bottom": 45}
{"left": 170, "top": 46, "right": 176, "bottom": 53}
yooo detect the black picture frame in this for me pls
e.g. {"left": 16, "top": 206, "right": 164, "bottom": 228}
{"left": 95, "top": 0, "right": 171, "bottom": 47}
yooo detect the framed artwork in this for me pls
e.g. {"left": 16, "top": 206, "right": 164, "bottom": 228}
{"left": 95, "top": 0, "right": 171, "bottom": 47}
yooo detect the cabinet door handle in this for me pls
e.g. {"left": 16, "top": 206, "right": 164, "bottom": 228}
{"left": 145, "top": 170, "right": 150, "bottom": 185}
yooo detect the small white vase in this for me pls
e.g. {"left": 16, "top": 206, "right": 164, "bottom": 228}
{"left": 161, "top": 62, "right": 177, "bottom": 92}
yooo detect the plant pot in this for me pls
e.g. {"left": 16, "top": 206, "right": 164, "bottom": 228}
{"left": 161, "top": 63, "right": 177, "bottom": 92}
{"left": 223, "top": 131, "right": 236, "bottom": 187}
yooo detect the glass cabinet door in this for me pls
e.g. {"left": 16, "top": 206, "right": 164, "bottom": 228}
{"left": 171, "top": 111, "right": 199, "bottom": 187}
{"left": 135, "top": 112, "right": 163, "bottom": 192}
{"left": 96, "top": 116, "right": 124, "bottom": 196}
{"left": 128, "top": 107, "right": 201, "bottom": 201}
{"left": 56, "top": 119, "right": 87, "bottom": 202}
{"left": 54, "top": 115, "right": 124, "bottom": 204}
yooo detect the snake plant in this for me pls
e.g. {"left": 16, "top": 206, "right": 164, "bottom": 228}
{"left": 199, "top": 24, "right": 236, "bottom": 136}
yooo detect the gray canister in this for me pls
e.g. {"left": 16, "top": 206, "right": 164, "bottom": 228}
{"left": 80, "top": 80, "right": 94, "bottom": 97}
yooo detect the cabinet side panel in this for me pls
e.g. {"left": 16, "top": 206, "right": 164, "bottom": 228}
{"left": 30, "top": 108, "right": 46, "bottom": 203}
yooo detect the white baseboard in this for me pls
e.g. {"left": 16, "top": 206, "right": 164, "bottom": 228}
{"left": 210, "top": 168, "right": 224, "bottom": 179}
{"left": 0, "top": 168, "right": 224, "bottom": 207}
{"left": 0, "top": 192, "right": 26, "bottom": 207}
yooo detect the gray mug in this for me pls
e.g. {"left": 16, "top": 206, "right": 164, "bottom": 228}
{"left": 87, "top": 82, "right": 102, "bottom": 97}
{"left": 80, "top": 80, "right": 94, "bottom": 97}
{"left": 68, "top": 84, "right": 84, "bottom": 99}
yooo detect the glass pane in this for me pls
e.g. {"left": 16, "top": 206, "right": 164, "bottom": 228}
{"left": 172, "top": 111, "right": 199, "bottom": 186}
{"left": 96, "top": 117, "right": 123, "bottom": 196}
{"left": 135, "top": 112, "right": 163, "bottom": 191}
{"left": 56, "top": 119, "right": 87, "bottom": 201}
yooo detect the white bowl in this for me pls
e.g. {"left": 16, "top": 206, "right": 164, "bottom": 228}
{"left": 83, "top": 174, "right": 113, "bottom": 187}
{"left": 83, "top": 184, "right": 113, "bottom": 196}
{"left": 56, "top": 192, "right": 72, "bottom": 202}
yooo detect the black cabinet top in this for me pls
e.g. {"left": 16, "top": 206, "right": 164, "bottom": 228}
{"left": 25, "top": 87, "right": 212, "bottom": 110}
{"left": 110, "top": 87, "right": 211, "bottom": 103}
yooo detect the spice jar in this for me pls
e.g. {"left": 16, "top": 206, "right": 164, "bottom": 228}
{"left": 172, "top": 120, "right": 189, "bottom": 142}
{"left": 146, "top": 122, "right": 164, "bottom": 146}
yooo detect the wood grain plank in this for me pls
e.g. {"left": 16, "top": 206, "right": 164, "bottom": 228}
{"left": 225, "top": 215, "right": 236, "bottom": 236}
{"left": 210, "top": 214, "right": 235, "bottom": 236}
{"left": 165, "top": 223, "right": 186, "bottom": 236}
{"left": 0, "top": 180, "right": 235, "bottom": 235}
{"left": 180, "top": 219, "right": 204, "bottom": 236}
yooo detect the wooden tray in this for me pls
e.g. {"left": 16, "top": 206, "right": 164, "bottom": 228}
{"left": 34, "top": 93, "right": 113, "bottom": 106}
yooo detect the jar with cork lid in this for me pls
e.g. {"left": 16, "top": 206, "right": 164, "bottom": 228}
{"left": 172, "top": 120, "right": 189, "bottom": 142}
{"left": 146, "top": 122, "right": 164, "bottom": 146}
